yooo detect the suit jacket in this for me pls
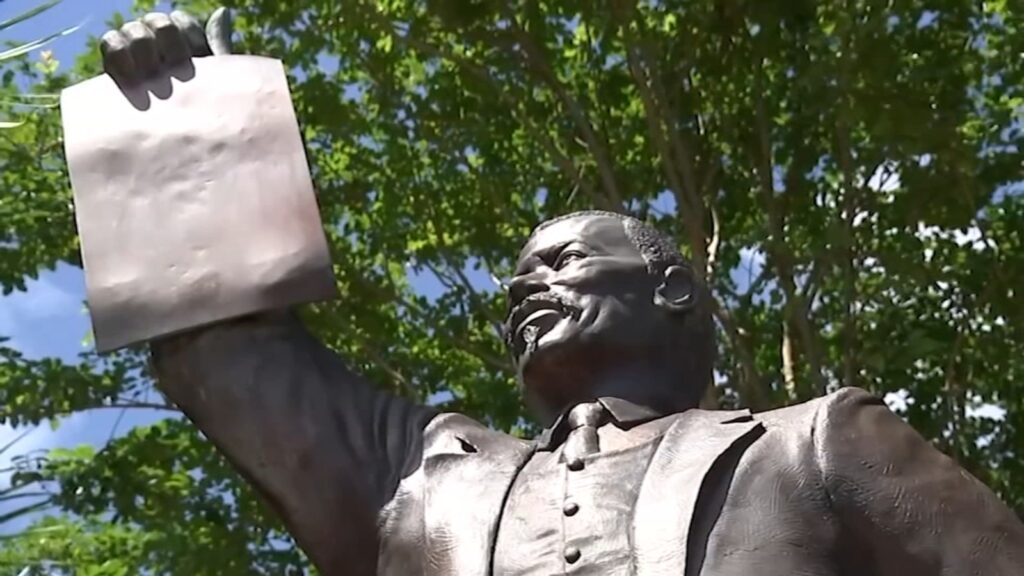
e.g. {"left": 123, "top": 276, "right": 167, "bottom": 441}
{"left": 152, "top": 313, "right": 1024, "bottom": 575}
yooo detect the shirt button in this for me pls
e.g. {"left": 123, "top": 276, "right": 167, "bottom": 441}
{"left": 564, "top": 546, "right": 581, "bottom": 564}
{"left": 567, "top": 457, "right": 585, "bottom": 471}
{"left": 563, "top": 501, "right": 579, "bottom": 516}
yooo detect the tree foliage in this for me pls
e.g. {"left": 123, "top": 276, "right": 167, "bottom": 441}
{"left": 1, "top": 0, "right": 1023, "bottom": 572}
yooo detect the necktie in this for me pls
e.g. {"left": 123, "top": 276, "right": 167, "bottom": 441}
{"left": 562, "top": 401, "right": 607, "bottom": 471}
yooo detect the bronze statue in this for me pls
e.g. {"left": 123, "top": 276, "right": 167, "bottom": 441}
{"left": 90, "top": 10, "right": 1024, "bottom": 576}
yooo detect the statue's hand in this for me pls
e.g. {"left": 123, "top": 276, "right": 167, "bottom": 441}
{"left": 100, "top": 7, "right": 233, "bottom": 85}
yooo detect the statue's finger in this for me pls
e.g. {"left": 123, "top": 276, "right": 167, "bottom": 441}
{"left": 120, "top": 20, "right": 160, "bottom": 78}
{"left": 205, "top": 7, "right": 233, "bottom": 56}
{"left": 170, "top": 10, "right": 211, "bottom": 57}
{"left": 142, "top": 12, "right": 190, "bottom": 67}
{"left": 100, "top": 29, "right": 136, "bottom": 85}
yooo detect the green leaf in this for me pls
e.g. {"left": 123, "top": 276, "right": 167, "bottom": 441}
{"left": 0, "top": 22, "right": 83, "bottom": 62}
{"left": 0, "top": 0, "right": 63, "bottom": 33}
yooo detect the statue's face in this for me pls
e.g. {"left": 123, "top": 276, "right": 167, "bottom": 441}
{"left": 505, "top": 215, "right": 666, "bottom": 412}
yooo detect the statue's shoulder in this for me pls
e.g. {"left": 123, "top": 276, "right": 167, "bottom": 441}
{"left": 751, "top": 386, "right": 880, "bottom": 431}
{"left": 422, "top": 411, "right": 532, "bottom": 456}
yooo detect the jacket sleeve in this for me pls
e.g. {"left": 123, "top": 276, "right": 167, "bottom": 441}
{"left": 150, "top": 310, "right": 438, "bottom": 574}
{"left": 815, "top": 387, "right": 1024, "bottom": 575}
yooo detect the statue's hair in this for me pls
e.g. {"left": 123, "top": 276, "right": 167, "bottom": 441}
{"left": 531, "top": 210, "right": 688, "bottom": 275}
{"left": 531, "top": 210, "right": 715, "bottom": 407}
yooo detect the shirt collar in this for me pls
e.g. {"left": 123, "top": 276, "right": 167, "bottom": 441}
{"left": 533, "top": 397, "right": 668, "bottom": 451}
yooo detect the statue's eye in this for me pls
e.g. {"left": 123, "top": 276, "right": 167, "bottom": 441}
{"left": 554, "top": 250, "right": 585, "bottom": 270}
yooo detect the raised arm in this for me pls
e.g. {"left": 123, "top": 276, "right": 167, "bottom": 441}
{"left": 98, "top": 12, "right": 438, "bottom": 574}
{"left": 816, "top": 387, "right": 1024, "bottom": 574}
{"left": 152, "top": 312, "right": 436, "bottom": 574}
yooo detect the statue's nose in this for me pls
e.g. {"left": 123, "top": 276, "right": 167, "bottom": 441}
{"left": 507, "top": 273, "right": 549, "bottom": 307}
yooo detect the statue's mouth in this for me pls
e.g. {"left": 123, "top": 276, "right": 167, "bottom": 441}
{"left": 505, "top": 296, "right": 579, "bottom": 360}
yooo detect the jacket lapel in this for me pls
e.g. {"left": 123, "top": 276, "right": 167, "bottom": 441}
{"left": 632, "top": 409, "right": 765, "bottom": 576}
{"left": 420, "top": 414, "right": 533, "bottom": 576}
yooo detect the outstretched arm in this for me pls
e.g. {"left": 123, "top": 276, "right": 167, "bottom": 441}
{"left": 97, "top": 11, "right": 438, "bottom": 573}
{"left": 816, "top": 388, "right": 1024, "bottom": 574}
{"left": 152, "top": 311, "right": 437, "bottom": 574}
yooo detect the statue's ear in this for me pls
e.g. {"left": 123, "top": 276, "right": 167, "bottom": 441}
{"left": 654, "top": 265, "right": 697, "bottom": 314}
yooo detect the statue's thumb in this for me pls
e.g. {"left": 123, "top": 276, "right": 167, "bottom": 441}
{"left": 205, "top": 7, "right": 233, "bottom": 56}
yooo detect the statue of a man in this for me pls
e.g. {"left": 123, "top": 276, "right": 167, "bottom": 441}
{"left": 97, "top": 11, "right": 1024, "bottom": 576}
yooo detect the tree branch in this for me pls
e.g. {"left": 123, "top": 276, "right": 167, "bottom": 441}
{"left": 378, "top": 13, "right": 605, "bottom": 209}
{"left": 86, "top": 402, "right": 179, "bottom": 412}
{"left": 782, "top": 320, "right": 798, "bottom": 401}
{"left": 621, "top": 38, "right": 709, "bottom": 273}
{"left": 836, "top": 13, "right": 859, "bottom": 390}
{"left": 421, "top": 203, "right": 506, "bottom": 338}
{"left": 357, "top": 338, "right": 415, "bottom": 397}
{"left": 706, "top": 205, "right": 722, "bottom": 280}
{"left": 500, "top": 14, "right": 624, "bottom": 208}
{"left": 365, "top": 270, "right": 514, "bottom": 375}
{"left": 617, "top": 3, "right": 711, "bottom": 272}
{"left": 711, "top": 299, "right": 769, "bottom": 410}
{"left": 751, "top": 52, "right": 826, "bottom": 398}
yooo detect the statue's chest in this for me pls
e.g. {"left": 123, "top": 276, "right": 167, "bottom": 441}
{"left": 492, "top": 438, "right": 660, "bottom": 575}
{"left": 397, "top": 410, "right": 765, "bottom": 576}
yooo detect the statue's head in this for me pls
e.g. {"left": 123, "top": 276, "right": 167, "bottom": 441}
{"left": 503, "top": 211, "right": 715, "bottom": 424}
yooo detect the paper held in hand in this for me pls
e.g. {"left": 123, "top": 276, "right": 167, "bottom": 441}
{"left": 62, "top": 55, "right": 337, "bottom": 352}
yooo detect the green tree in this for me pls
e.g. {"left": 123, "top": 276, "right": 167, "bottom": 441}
{"left": 2, "top": 0, "right": 1024, "bottom": 573}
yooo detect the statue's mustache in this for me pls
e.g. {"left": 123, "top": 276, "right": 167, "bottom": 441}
{"left": 503, "top": 292, "right": 578, "bottom": 350}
